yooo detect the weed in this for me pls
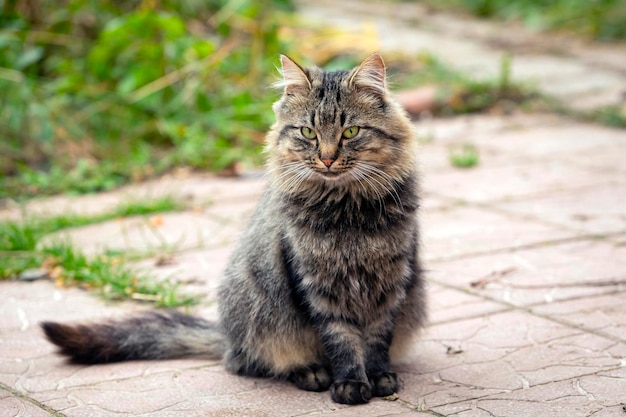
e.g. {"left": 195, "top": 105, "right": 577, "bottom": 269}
{"left": 390, "top": 52, "right": 539, "bottom": 116}
{"left": 449, "top": 144, "right": 480, "bottom": 168}
{"left": 591, "top": 105, "right": 626, "bottom": 128}
{"left": 0, "top": 197, "right": 194, "bottom": 307}
{"left": 42, "top": 243, "right": 196, "bottom": 307}
{"left": 0, "top": 0, "right": 289, "bottom": 199}
{"left": 420, "top": 0, "right": 626, "bottom": 41}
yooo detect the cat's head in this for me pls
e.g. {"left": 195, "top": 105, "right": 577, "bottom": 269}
{"left": 267, "top": 53, "right": 416, "bottom": 195}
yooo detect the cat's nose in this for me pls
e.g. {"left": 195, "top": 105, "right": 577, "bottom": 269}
{"left": 321, "top": 158, "right": 335, "bottom": 168}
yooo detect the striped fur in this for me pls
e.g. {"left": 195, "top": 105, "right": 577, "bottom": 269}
{"left": 41, "top": 54, "right": 426, "bottom": 405}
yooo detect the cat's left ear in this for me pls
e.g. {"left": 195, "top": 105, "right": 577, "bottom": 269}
{"left": 278, "top": 55, "right": 311, "bottom": 94}
{"left": 349, "top": 53, "right": 387, "bottom": 95}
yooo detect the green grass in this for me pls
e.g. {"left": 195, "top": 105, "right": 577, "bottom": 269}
{"left": 390, "top": 52, "right": 540, "bottom": 116}
{"left": 0, "top": 0, "right": 288, "bottom": 200}
{"left": 449, "top": 144, "right": 480, "bottom": 168}
{"left": 1, "top": 196, "right": 183, "bottom": 248}
{"left": 587, "top": 105, "right": 626, "bottom": 128}
{"left": 416, "top": 0, "right": 626, "bottom": 41}
{"left": 0, "top": 196, "right": 196, "bottom": 307}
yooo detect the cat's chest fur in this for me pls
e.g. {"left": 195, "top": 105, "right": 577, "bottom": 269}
{"left": 278, "top": 181, "right": 418, "bottom": 323}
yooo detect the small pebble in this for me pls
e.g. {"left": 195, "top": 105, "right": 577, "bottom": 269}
{"left": 383, "top": 393, "right": 399, "bottom": 401}
{"left": 17, "top": 269, "right": 49, "bottom": 282}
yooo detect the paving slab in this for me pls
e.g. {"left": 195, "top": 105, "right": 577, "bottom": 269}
{"left": 0, "top": 173, "right": 266, "bottom": 223}
{"left": 532, "top": 292, "right": 626, "bottom": 343}
{"left": 496, "top": 183, "right": 626, "bottom": 235}
{"left": 2, "top": 111, "right": 625, "bottom": 416}
{"left": 0, "top": 392, "right": 54, "bottom": 417}
{"left": 428, "top": 238, "right": 626, "bottom": 307}
{"left": 294, "top": 0, "right": 626, "bottom": 110}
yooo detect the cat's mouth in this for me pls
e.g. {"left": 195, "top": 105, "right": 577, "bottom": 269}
{"left": 320, "top": 171, "right": 341, "bottom": 178}
{"left": 314, "top": 168, "right": 350, "bottom": 182}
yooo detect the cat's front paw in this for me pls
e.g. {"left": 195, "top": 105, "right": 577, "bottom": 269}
{"left": 330, "top": 380, "right": 372, "bottom": 404}
{"left": 369, "top": 371, "right": 399, "bottom": 397}
{"left": 289, "top": 364, "right": 332, "bottom": 392}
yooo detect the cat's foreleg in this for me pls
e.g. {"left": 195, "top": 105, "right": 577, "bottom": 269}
{"left": 316, "top": 320, "right": 373, "bottom": 404}
{"left": 364, "top": 316, "right": 399, "bottom": 397}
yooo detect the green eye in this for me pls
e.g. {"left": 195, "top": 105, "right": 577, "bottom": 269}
{"left": 301, "top": 127, "right": 317, "bottom": 139}
{"left": 342, "top": 126, "right": 360, "bottom": 139}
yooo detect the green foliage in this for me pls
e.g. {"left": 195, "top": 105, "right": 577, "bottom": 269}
{"left": 417, "top": 0, "right": 626, "bottom": 41}
{"left": 42, "top": 243, "right": 195, "bottom": 307}
{"left": 0, "top": 197, "right": 193, "bottom": 307}
{"left": 392, "top": 53, "right": 538, "bottom": 116}
{"left": 0, "top": 0, "right": 290, "bottom": 199}
{"left": 449, "top": 144, "right": 480, "bottom": 168}
{"left": 591, "top": 105, "right": 626, "bottom": 128}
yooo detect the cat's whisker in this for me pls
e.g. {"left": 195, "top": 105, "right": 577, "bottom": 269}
{"left": 351, "top": 165, "right": 386, "bottom": 215}
{"left": 291, "top": 169, "right": 314, "bottom": 194}
{"left": 271, "top": 166, "right": 300, "bottom": 187}
{"left": 354, "top": 163, "right": 403, "bottom": 210}
{"left": 267, "top": 161, "right": 302, "bottom": 177}
{"left": 348, "top": 170, "right": 368, "bottom": 197}
{"left": 269, "top": 162, "right": 308, "bottom": 190}
{"left": 364, "top": 165, "right": 403, "bottom": 210}
{"left": 281, "top": 165, "right": 313, "bottom": 194}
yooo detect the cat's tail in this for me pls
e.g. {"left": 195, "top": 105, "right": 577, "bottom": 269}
{"left": 41, "top": 310, "right": 226, "bottom": 364}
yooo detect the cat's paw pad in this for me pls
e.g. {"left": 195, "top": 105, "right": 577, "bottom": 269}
{"left": 330, "top": 380, "right": 372, "bottom": 404}
{"left": 369, "top": 371, "right": 399, "bottom": 397}
{"left": 289, "top": 364, "right": 332, "bottom": 392}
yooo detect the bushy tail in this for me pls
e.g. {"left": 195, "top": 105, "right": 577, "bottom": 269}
{"left": 41, "top": 310, "right": 226, "bottom": 364}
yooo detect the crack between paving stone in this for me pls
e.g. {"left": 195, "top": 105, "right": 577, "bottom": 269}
{"left": 34, "top": 362, "right": 221, "bottom": 395}
{"left": 427, "top": 177, "right": 626, "bottom": 211}
{"left": 392, "top": 394, "right": 449, "bottom": 417}
{"left": 399, "top": 380, "right": 510, "bottom": 414}
{"left": 426, "top": 231, "right": 624, "bottom": 264}
{"left": 428, "top": 306, "right": 515, "bottom": 326}
{"left": 401, "top": 352, "right": 626, "bottom": 412}
{"left": 134, "top": 399, "right": 190, "bottom": 416}
{"left": 476, "top": 199, "right": 626, "bottom": 237}
{"left": 477, "top": 406, "right": 498, "bottom": 417}
{"left": 528, "top": 309, "right": 626, "bottom": 344}
{"left": 477, "top": 277, "right": 626, "bottom": 290}
{"left": 0, "top": 381, "right": 67, "bottom": 417}
{"left": 427, "top": 275, "right": 626, "bottom": 345}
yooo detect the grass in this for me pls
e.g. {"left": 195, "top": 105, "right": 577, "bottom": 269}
{"left": 449, "top": 144, "right": 480, "bottom": 168}
{"left": 391, "top": 52, "right": 626, "bottom": 129}
{"left": 416, "top": 0, "right": 626, "bottom": 41}
{"left": 390, "top": 52, "right": 540, "bottom": 116}
{"left": 0, "top": 0, "right": 286, "bottom": 201}
{"left": 0, "top": 196, "right": 196, "bottom": 307}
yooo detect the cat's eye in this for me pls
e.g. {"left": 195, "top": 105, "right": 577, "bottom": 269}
{"left": 342, "top": 126, "right": 360, "bottom": 139}
{"left": 301, "top": 127, "right": 317, "bottom": 140}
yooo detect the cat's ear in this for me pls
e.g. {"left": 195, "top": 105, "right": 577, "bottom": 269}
{"left": 349, "top": 53, "right": 387, "bottom": 95}
{"left": 277, "top": 55, "right": 311, "bottom": 94}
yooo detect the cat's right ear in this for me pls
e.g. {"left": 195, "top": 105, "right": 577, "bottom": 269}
{"left": 277, "top": 55, "right": 311, "bottom": 95}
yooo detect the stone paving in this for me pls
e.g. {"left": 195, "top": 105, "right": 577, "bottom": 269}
{"left": 2, "top": 3, "right": 626, "bottom": 417}
{"left": 296, "top": 0, "right": 626, "bottom": 111}
{"left": 2, "top": 112, "right": 625, "bottom": 416}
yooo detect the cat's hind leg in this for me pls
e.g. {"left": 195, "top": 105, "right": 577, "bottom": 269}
{"left": 223, "top": 326, "right": 331, "bottom": 392}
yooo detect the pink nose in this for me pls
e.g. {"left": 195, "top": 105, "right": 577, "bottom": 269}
{"left": 321, "top": 158, "right": 335, "bottom": 168}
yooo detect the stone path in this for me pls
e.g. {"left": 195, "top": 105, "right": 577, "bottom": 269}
{"left": 296, "top": 0, "right": 626, "bottom": 111}
{"left": 2, "top": 112, "right": 624, "bottom": 416}
{"left": 2, "top": 3, "right": 626, "bottom": 417}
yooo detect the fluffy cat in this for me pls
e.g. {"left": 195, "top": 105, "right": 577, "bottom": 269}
{"left": 42, "top": 53, "right": 426, "bottom": 405}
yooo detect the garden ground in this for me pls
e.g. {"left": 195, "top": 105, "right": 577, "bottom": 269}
{"left": 1, "top": 1, "right": 625, "bottom": 416}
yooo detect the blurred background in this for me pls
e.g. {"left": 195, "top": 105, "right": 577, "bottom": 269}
{"left": 1, "top": 0, "right": 625, "bottom": 200}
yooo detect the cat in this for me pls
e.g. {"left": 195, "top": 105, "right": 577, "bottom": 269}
{"left": 41, "top": 53, "right": 426, "bottom": 405}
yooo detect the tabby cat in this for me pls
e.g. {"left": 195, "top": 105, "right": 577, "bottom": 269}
{"left": 42, "top": 53, "right": 426, "bottom": 405}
